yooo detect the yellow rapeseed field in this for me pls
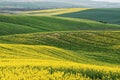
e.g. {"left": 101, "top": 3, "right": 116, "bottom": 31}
{"left": 0, "top": 59, "right": 119, "bottom": 80}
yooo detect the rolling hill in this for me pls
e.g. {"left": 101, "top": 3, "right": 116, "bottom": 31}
{"left": 59, "top": 8, "right": 120, "bottom": 25}
{"left": 0, "top": 9, "right": 120, "bottom": 80}
{"left": 0, "top": 15, "right": 120, "bottom": 36}
{"left": 0, "top": 31, "right": 120, "bottom": 65}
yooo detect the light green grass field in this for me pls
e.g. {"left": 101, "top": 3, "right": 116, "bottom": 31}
{"left": 0, "top": 8, "right": 120, "bottom": 80}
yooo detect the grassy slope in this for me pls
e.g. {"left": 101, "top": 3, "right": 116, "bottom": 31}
{"left": 0, "top": 15, "right": 120, "bottom": 36}
{"left": 0, "top": 22, "right": 40, "bottom": 35}
{"left": 58, "top": 8, "right": 120, "bottom": 24}
{"left": 0, "top": 31, "right": 120, "bottom": 65}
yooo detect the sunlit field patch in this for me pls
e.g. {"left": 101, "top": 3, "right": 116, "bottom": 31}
{"left": 20, "top": 8, "right": 90, "bottom": 16}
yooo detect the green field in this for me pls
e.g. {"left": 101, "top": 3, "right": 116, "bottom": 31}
{"left": 0, "top": 8, "right": 120, "bottom": 80}
{"left": 0, "top": 15, "right": 120, "bottom": 36}
{"left": 59, "top": 8, "right": 120, "bottom": 25}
